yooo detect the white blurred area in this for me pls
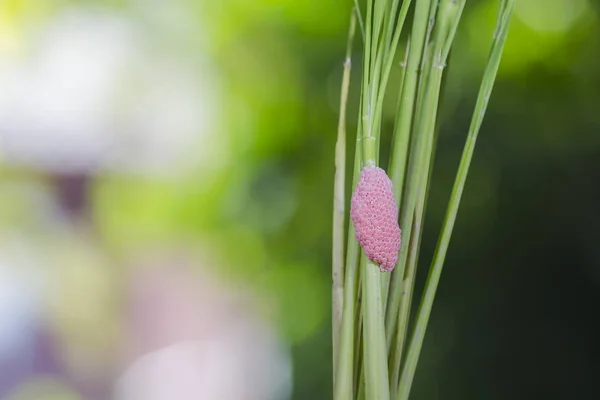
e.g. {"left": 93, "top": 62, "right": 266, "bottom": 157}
{"left": 0, "top": 4, "right": 291, "bottom": 399}
{"left": 0, "top": 5, "right": 227, "bottom": 178}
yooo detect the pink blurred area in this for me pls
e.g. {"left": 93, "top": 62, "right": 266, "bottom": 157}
{"left": 0, "top": 237, "right": 291, "bottom": 399}
{"left": 117, "top": 257, "right": 290, "bottom": 400}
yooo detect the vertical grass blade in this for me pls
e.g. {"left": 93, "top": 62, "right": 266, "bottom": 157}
{"left": 334, "top": 111, "right": 364, "bottom": 400}
{"left": 388, "top": 1, "right": 446, "bottom": 391}
{"left": 360, "top": 0, "right": 373, "bottom": 146}
{"left": 384, "top": 0, "right": 433, "bottom": 345}
{"left": 359, "top": 1, "right": 390, "bottom": 396}
{"left": 396, "top": 2, "right": 516, "bottom": 398}
{"left": 353, "top": 0, "right": 367, "bottom": 42}
{"left": 335, "top": 107, "right": 364, "bottom": 400}
{"left": 360, "top": 92, "right": 389, "bottom": 400}
{"left": 363, "top": 259, "right": 390, "bottom": 400}
{"left": 333, "top": 9, "right": 357, "bottom": 382}
{"left": 372, "top": 0, "right": 413, "bottom": 138}
{"left": 389, "top": 1, "right": 464, "bottom": 391}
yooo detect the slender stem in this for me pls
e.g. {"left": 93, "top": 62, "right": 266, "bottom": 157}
{"left": 360, "top": 102, "right": 389, "bottom": 400}
{"left": 441, "top": 0, "right": 466, "bottom": 61}
{"left": 390, "top": 46, "right": 450, "bottom": 395}
{"left": 369, "top": 54, "right": 384, "bottom": 153}
{"left": 382, "top": 0, "right": 402, "bottom": 64}
{"left": 336, "top": 238, "right": 361, "bottom": 398}
{"left": 366, "top": 0, "right": 388, "bottom": 153}
{"left": 372, "top": 0, "right": 413, "bottom": 137}
{"left": 333, "top": 9, "right": 357, "bottom": 383}
{"left": 397, "top": 2, "right": 516, "bottom": 398}
{"left": 377, "top": 0, "right": 413, "bottom": 301}
{"left": 353, "top": 0, "right": 367, "bottom": 42}
{"left": 412, "top": 0, "right": 440, "bottom": 124}
{"left": 390, "top": 0, "right": 462, "bottom": 388}
{"left": 353, "top": 279, "right": 363, "bottom": 397}
{"left": 409, "top": 12, "right": 455, "bottom": 284}
{"left": 334, "top": 11, "right": 367, "bottom": 394}
{"left": 385, "top": 0, "right": 433, "bottom": 349}
{"left": 381, "top": 38, "right": 411, "bottom": 301}
{"left": 388, "top": 69, "right": 440, "bottom": 385}
{"left": 334, "top": 99, "right": 365, "bottom": 400}
{"left": 396, "top": 39, "right": 411, "bottom": 117}
{"left": 359, "top": 2, "right": 392, "bottom": 398}
{"left": 388, "top": 200, "right": 422, "bottom": 395}
{"left": 360, "top": 0, "right": 373, "bottom": 148}
{"left": 389, "top": 33, "right": 444, "bottom": 399}
{"left": 362, "top": 258, "right": 390, "bottom": 400}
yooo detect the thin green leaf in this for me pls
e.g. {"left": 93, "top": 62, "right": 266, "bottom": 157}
{"left": 353, "top": 0, "right": 367, "bottom": 42}
{"left": 384, "top": 0, "right": 433, "bottom": 348}
{"left": 390, "top": 0, "right": 464, "bottom": 389}
{"left": 397, "top": 2, "right": 516, "bottom": 398}
{"left": 333, "top": 8, "right": 357, "bottom": 384}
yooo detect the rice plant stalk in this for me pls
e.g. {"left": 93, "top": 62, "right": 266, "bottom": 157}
{"left": 396, "top": 1, "right": 516, "bottom": 398}
{"left": 336, "top": 0, "right": 387, "bottom": 396}
{"left": 372, "top": 0, "right": 413, "bottom": 149}
{"left": 384, "top": 0, "right": 433, "bottom": 347}
{"left": 333, "top": 8, "right": 358, "bottom": 383}
{"left": 353, "top": 0, "right": 367, "bottom": 41}
{"left": 334, "top": 0, "right": 515, "bottom": 398}
{"left": 389, "top": 1, "right": 465, "bottom": 391}
{"left": 358, "top": 0, "right": 400, "bottom": 397}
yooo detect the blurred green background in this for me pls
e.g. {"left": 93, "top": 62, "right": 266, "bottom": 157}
{"left": 0, "top": 0, "right": 599, "bottom": 399}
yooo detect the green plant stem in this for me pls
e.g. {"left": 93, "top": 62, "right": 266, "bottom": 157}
{"left": 441, "top": 1, "right": 466, "bottom": 61}
{"left": 388, "top": 119, "right": 437, "bottom": 391}
{"left": 359, "top": 1, "right": 394, "bottom": 397}
{"left": 362, "top": 258, "right": 390, "bottom": 400}
{"left": 377, "top": 2, "right": 412, "bottom": 307}
{"left": 368, "top": 0, "right": 386, "bottom": 141}
{"left": 389, "top": 47, "right": 450, "bottom": 395}
{"left": 353, "top": 280, "right": 363, "bottom": 397}
{"left": 360, "top": 99, "right": 389, "bottom": 400}
{"left": 389, "top": 0, "right": 463, "bottom": 389}
{"left": 409, "top": 18, "right": 455, "bottom": 282}
{"left": 381, "top": 38, "right": 411, "bottom": 300}
{"left": 382, "top": 0, "right": 402, "bottom": 63}
{"left": 334, "top": 119, "right": 363, "bottom": 400}
{"left": 353, "top": 0, "right": 367, "bottom": 42}
{"left": 412, "top": 0, "right": 440, "bottom": 123}
{"left": 334, "top": 11, "right": 366, "bottom": 393}
{"left": 384, "top": 0, "right": 433, "bottom": 347}
{"left": 389, "top": 26, "right": 445, "bottom": 398}
{"left": 333, "top": 9, "right": 357, "bottom": 385}
{"left": 360, "top": 0, "right": 373, "bottom": 152}
{"left": 372, "top": 0, "right": 413, "bottom": 140}
{"left": 397, "top": 2, "right": 516, "bottom": 399}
